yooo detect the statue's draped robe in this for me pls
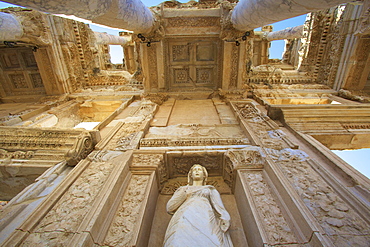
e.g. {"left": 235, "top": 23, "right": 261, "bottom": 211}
{"left": 164, "top": 185, "right": 233, "bottom": 247}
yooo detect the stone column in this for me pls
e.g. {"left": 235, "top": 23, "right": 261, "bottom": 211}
{"left": 0, "top": 12, "right": 23, "bottom": 41}
{"left": 266, "top": 25, "right": 304, "bottom": 41}
{"left": 231, "top": 0, "right": 349, "bottom": 31}
{"left": 94, "top": 32, "right": 131, "bottom": 46}
{"left": 3, "top": 0, "right": 155, "bottom": 33}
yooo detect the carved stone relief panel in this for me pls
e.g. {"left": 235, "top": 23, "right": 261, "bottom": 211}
{"left": 166, "top": 17, "right": 220, "bottom": 28}
{"left": 131, "top": 153, "right": 167, "bottom": 186}
{"left": 0, "top": 48, "right": 45, "bottom": 96}
{"left": 22, "top": 155, "right": 117, "bottom": 245}
{"left": 239, "top": 170, "right": 298, "bottom": 245}
{"left": 224, "top": 147, "right": 265, "bottom": 188}
{"left": 231, "top": 101, "right": 296, "bottom": 150}
{"left": 167, "top": 152, "right": 223, "bottom": 178}
{"left": 266, "top": 148, "right": 370, "bottom": 246}
{"left": 166, "top": 38, "right": 221, "bottom": 90}
{"left": 103, "top": 174, "right": 150, "bottom": 246}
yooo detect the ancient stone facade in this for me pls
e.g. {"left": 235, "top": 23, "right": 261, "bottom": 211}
{"left": 0, "top": 0, "right": 369, "bottom": 246}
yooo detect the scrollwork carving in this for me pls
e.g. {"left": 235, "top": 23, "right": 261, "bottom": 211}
{"left": 267, "top": 148, "right": 370, "bottom": 245}
{"left": 23, "top": 158, "right": 116, "bottom": 245}
{"left": 241, "top": 171, "right": 297, "bottom": 244}
{"left": 104, "top": 175, "right": 150, "bottom": 246}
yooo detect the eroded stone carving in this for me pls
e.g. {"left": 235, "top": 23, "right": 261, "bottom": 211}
{"left": 224, "top": 147, "right": 265, "bottom": 188}
{"left": 266, "top": 148, "right": 370, "bottom": 246}
{"left": 104, "top": 175, "right": 150, "bottom": 246}
{"left": 233, "top": 102, "right": 288, "bottom": 149}
{"left": 22, "top": 157, "right": 116, "bottom": 245}
{"left": 241, "top": 171, "right": 297, "bottom": 245}
{"left": 0, "top": 149, "right": 34, "bottom": 159}
{"left": 164, "top": 165, "right": 233, "bottom": 246}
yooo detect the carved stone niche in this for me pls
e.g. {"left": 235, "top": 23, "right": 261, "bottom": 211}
{"left": 160, "top": 150, "right": 232, "bottom": 193}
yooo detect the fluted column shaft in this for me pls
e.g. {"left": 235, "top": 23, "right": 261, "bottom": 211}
{"left": 2, "top": 0, "right": 155, "bottom": 33}
{"left": 231, "top": 0, "right": 348, "bottom": 31}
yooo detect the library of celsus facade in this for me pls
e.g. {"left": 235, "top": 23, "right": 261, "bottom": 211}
{"left": 0, "top": 0, "right": 369, "bottom": 246}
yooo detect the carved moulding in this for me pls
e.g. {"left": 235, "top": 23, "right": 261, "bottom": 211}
{"left": 266, "top": 148, "right": 370, "bottom": 246}
{"left": 161, "top": 176, "right": 231, "bottom": 195}
{"left": 140, "top": 137, "right": 249, "bottom": 147}
{"left": 103, "top": 174, "right": 151, "bottom": 247}
{"left": 239, "top": 170, "right": 298, "bottom": 245}
{"left": 0, "top": 127, "right": 98, "bottom": 166}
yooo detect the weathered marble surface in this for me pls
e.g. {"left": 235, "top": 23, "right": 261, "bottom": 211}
{"left": 266, "top": 25, "right": 304, "bottom": 41}
{"left": 94, "top": 31, "right": 131, "bottom": 45}
{"left": 4, "top": 0, "right": 155, "bottom": 33}
{"left": 231, "top": 0, "right": 349, "bottom": 31}
{"left": 164, "top": 165, "right": 233, "bottom": 246}
{"left": 0, "top": 12, "right": 23, "bottom": 40}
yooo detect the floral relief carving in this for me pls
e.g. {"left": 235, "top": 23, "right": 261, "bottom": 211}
{"left": 241, "top": 171, "right": 297, "bottom": 245}
{"left": 104, "top": 175, "right": 150, "bottom": 246}
{"left": 23, "top": 159, "right": 115, "bottom": 245}
{"left": 167, "top": 17, "right": 219, "bottom": 27}
{"left": 148, "top": 43, "right": 158, "bottom": 88}
{"left": 131, "top": 153, "right": 164, "bottom": 167}
{"left": 266, "top": 148, "right": 370, "bottom": 246}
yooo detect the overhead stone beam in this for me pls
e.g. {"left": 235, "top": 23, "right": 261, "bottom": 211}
{"left": 94, "top": 31, "right": 132, "bottom": 45}
{"left": 2, "top": 0, "right": 155, "bottom": 33}
{"left": 231, "top": 0, "right": 349, "bottom": 31}
{"left": 266, "top": 25, "right": 304, "bottom": 41}
{"left": 0, "top": 12, "right": 23, "bottom": 41}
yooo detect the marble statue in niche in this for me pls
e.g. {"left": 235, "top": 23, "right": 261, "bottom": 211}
{"left": 163, "top": 164, "right": 233, "bottom": 246}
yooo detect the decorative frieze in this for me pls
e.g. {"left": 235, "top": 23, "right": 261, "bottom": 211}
{"left": 0, "top": 127, "right": 96, "bottom": 166}
{"left": 166, "top": 17, "right": 219, "bottom": 27}
{"left": 140, "top": 137, "right": 249, "bottom": 147}
{"left": 0, "top": 149, "right": 34, "bottom": 159}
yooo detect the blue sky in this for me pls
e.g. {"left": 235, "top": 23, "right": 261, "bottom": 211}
{"left": 0, "top": 1, "right": 368, "bottom": 178}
